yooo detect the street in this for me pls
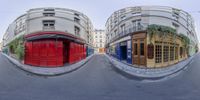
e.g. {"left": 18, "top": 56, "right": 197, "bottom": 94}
{"left": 0, "top": 53, "right": 200, "bottom": 100}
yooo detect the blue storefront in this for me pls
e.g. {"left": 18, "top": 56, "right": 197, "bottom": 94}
{"left": 86, "top": 45, "right": 94, "bottom": 57}
{"left": 112, "top": 40, "right": 132, "bottom": 64}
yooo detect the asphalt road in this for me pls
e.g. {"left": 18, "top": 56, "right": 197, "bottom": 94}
{"left": 0, "top": 52, "right": 200, "bottom": 100}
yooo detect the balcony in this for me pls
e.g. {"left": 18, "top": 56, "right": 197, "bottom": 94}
{"left": 110, "top": 23, "right": 148, "bottom": 43}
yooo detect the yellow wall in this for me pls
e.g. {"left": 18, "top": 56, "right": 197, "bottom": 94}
{"left": 146, "top": 34, "right": 187, "bottom": 68}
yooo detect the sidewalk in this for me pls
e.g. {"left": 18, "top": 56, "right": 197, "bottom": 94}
{"left": 105, "top": 53, "right": 198, "bottom": 79}
{"left": 2, "top": 53, "right": 94, "bottom": 76}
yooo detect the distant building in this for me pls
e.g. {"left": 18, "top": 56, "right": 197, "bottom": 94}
{"left": 93, "top": 29, "right": 106, "bottom": 53}
{"left": 105, "top": 6, "right": 198, "bottom": 68}
{"left": 2, "top": 7, "right": 94, "bottom": 67}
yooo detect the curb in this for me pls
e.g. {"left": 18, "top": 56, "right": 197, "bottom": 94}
{"left": 105, "top": 53, "right": 198, "bottom": 79}
{"left": 1, "top": 53, "right": 94, "bottom": 76}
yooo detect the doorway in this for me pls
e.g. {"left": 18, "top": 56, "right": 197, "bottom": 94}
{"left": 120, "top": 43, "right": 127, "bottom": 61}
{"left": 132, "top": 33, "right": 146, "bottom": 66}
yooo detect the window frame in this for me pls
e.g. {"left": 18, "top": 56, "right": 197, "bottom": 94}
{"left": 43, "top": 12, "right": 55, "bottom": 17}
{"left": 42, "top": 20, "right": 55, "bottom": 29}
{"left": 74, "top": 26, "right": 80, "bottom": 37}
{"left": 163, "top": 45, "right": 169, "bottom": 62}
{"left": 155, "top": 44, "right": 162, "bottom": 63}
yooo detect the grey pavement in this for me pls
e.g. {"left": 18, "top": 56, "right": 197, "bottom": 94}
{"left": 105, "top": 53, "right": 196, "bottom": 79}
{"left": 0, "top": 52, "right": 200, "bottom": 100}
{"left": 2, "top": 53, "right": 94, "bottom": 76}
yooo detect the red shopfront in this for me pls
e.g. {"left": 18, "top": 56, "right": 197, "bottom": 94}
{"left": 24, "top": 31, "right": 86, "bottom": 67}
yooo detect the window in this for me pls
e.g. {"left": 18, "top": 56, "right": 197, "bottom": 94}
{"left": 147, "top": 44, "right": 154, "bottom": 59}
{"left": 121, "top": 15, "right": 126, "bottom": 20}
{"left": 114, "top": 20, "right": 117, "bottom": 24}
{"left": 175, "top": 46, "right": 178, "bottom": 60}
{"left": 170, "top": 46, "right": 174, "bottom": 61}
{"left": 163, "top": 46, "right": 169, "bottom": 62}
{"left": 120, "top": 9, "right": 126, "bottom": 14}
{"left": 43, "top": 20, "right": 55, "bottom": 29}
{"left": 43, "top": 13, "right": 55, "bottom": 16}
{"left": 183, "top": 48, "right": 186, "bottom": 57}
{"left": 180, "top": 47, "right": 183, "bottom": 58}
{"left": 172, "top": 22, "right": 179, "bottom": 32}
{"left": 134, "top": 41, "right": 137, "bottom": 55}
{"left": 95, "top": 36, "right": 97, "bottom": 38}
{"left": 140, "top": 40, "right": 144, "bottom": 56}
{"left": 172, "top": 9, "right": 180, "bottom": 21}
{"left": 100, "top": 39, "right": 102, "bottom": 43}
{"left": 100, "top": 44, "right": 102, "bottom": 48}
{"left": 74, "top": 17, "right": 80, "bottom": 23}
{"left": 114, "top": 29, "right": 117, "bottom": 36}
{"left": 74, "top": 13, "right": 80, "bottom": 17}
{"left": 154, "top": 41, "right": 179, "bottom": 64}
{"left": 132, "top": 19, "right": 141, "bottom": 31}
{"left": 120, "top": 24, "right": 125, "bottom": 34}
{"left": 15, "top": 19, "right": 26, "bottom": 35}
{"left": 132, "top": 12, "right": 141, "bottom": 16}
{"left": 74, "top": 26, "right": 80, "bottom": 36}
{"left": 155, "top": 45, "right": 162, "bottom": 63}
{"left": 172, "top": 8, "right": 180, "bottom": 16}
{"left": 44, "top": 9, "right": 55, "bottom": 11}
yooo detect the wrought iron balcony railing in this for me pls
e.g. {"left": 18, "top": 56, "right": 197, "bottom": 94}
{"left": 109, "top": 23, "right": 148, "bottom": 43}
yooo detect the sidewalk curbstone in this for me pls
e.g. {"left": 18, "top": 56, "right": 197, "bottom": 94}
{"left": 105, "top": 53, "right": 198, "bottom": 79}
{"left": 1, "top": 53, "right": 94, "bottom": 76}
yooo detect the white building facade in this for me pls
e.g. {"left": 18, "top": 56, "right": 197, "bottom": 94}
{"left": 3, "top": 7, "right": 94, "bottom": 47}
{"left": 105, "top": 6, "right": 198, "bottom": 68}
{"left": 93, "top": 29, "right": 106, "bottom": 53}
{"left": 2, "top": 7, "right": 94, "bottom": 67}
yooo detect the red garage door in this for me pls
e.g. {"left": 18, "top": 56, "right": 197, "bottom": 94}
{"left": 68, "top": 42, "right": 85, "bottom": 64}
{"left": 25, "top": 40, "right": 64, "bottom": 67}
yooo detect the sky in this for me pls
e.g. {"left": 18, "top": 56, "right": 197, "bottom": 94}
{"left": 0, "top": 0, "right": 199, "bottom": 42}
